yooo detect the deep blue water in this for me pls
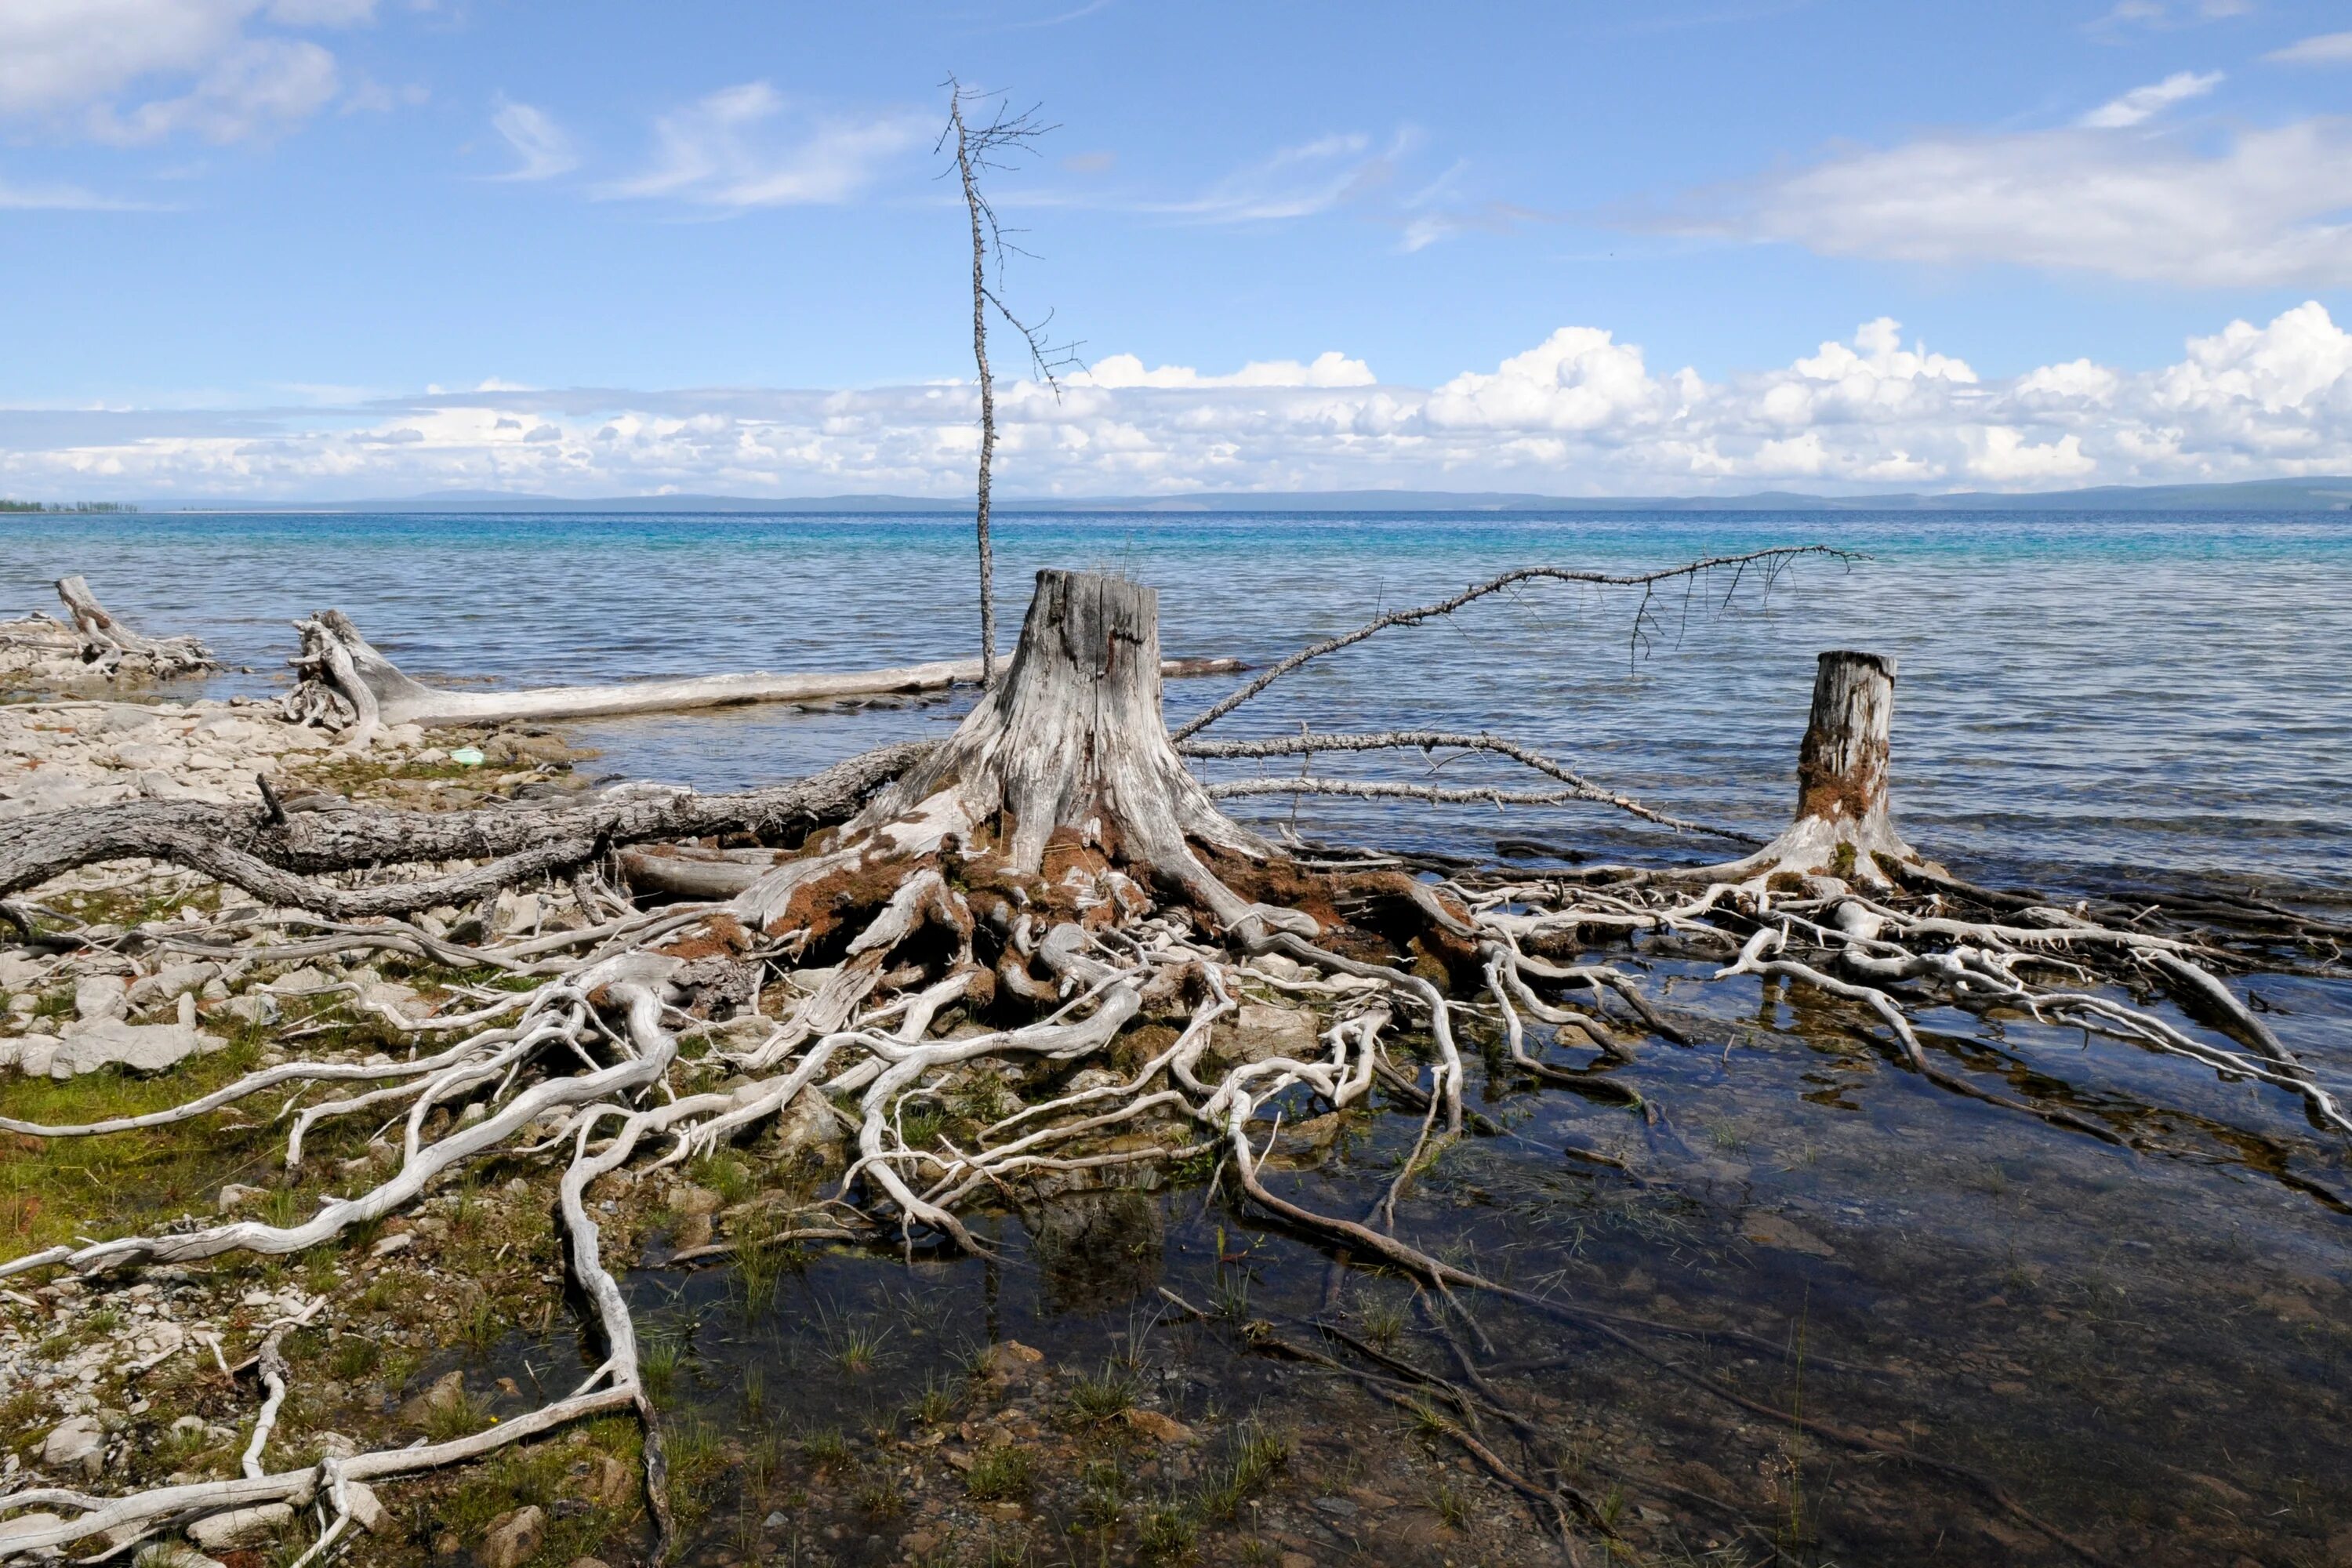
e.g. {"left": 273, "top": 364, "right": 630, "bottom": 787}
{"left": 5, "top": 508, "right": 2347, "bottom": 892}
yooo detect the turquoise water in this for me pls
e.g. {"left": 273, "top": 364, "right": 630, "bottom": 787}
{"left": 5, "top": 508, "right": 2348, "bottom": 892}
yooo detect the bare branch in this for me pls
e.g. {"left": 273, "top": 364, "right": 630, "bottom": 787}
{"left": 1170, "top": 545, "right": 1859, "bottom": 742}
{"left": 1179, "top": 729, "right": 1761, "bottom": 842}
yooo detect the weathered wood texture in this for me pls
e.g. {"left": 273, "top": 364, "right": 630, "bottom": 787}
{"left": 285, "top": 608, "right": 1240, "bottom": 736}
{"left": 1706, "top": 648, "right": 1924, "bottom": 886}
{"left": 38, "top": 576, "right": 213, "bottom": 679}
{"left": 857, "top": 572, "right": 1265, "bottom": 920}
{"left": 0, "top": 742, "right": 930, "bottom": 911}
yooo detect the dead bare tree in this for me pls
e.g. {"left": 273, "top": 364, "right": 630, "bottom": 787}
{"left": 940, "top": 78, "right": 1081, "bottom": 685}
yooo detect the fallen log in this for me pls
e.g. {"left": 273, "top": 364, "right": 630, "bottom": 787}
{"left": 0, "top": 742, "right": 932, "bottom": 914}
{"left": 282, "top": 607, "right": 1241, "bottom": 743}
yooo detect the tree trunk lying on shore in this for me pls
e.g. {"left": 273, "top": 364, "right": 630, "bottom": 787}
{"left": 4, "top": 550, "right": 2339, "bottom": 1568}
{"left": 281, "top": 607, "right": 1243, "bottom": 746}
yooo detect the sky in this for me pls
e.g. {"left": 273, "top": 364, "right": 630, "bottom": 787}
{"left": 3, "top": 0, "right": 2352, "bottom": 501}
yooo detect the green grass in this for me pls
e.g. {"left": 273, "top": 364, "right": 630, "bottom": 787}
{"left": 966, "top": 1444, "right": 1036, "bottom": 1501}
{"left": 1064, "top": 1362, "right": 1140, "bottom": 1423}
{"left": 1196, "top": 1423, "right": 1290, "bottom": 1523}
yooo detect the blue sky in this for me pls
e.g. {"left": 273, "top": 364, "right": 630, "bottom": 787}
{"left": 4, "top": 0, "right": 2352, "bottom": 499}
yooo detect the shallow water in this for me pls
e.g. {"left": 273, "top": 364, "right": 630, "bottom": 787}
{"left": 10, "top": 508, "right": 2352, "bottom": 1563}
{"left": 6, "top": 507, "right": 2350, "bottom": 891}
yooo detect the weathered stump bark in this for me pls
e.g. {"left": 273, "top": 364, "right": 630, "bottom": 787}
{"left": 1696, "top": 649, "right": 1926, "bottom": 889}
{"left": 737, "top": 571, "right": 1298, "bottom": 935}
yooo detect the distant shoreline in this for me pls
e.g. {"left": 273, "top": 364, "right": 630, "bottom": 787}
{"left": 21, "top": 474, "right": 2352, "bottom": 516}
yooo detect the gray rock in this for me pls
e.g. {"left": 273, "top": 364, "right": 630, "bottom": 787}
{"left": 0, "top": 951, "right": 46, "bottom": 989}
{"left": 0, "top": 1514, "right": 66, "bottom": 1552}
{"left": 477, "top": 1504, "right": 545, "bottom": 1568}
{"left": 220, "top": 993, "right": 279, "bottom": 1025}
{"left": 47, "top": 1019, "right": 221, "bottom": 1078}
{"left": 265, "top": 966, "right": 336, "bottom": 994}
{"left": 218, "top": 1183, "right": 267, "bottom": 1214}
{"left": 74, "top": 974, "right": 129, "bottom": 1022}
{"left": 127, "top": 962, "right": 220, "bottom": 1010}
{"left": 187, "top": 1504, "right": 293, "bottom": 1552}
{"left": 41, "top": 1414, "right": 104, "bottom": 1478}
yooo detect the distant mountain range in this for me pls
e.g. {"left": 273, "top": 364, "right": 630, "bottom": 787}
{"left": 157, "top": 477, "right": 2352, "bottom": 514}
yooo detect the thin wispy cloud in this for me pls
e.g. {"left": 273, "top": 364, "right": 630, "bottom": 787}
{"left": 2086, "top": 0, "right": 2249, "bottom": 35}
{"left": 1154, "top": 130, "right": 1412, "bottom": 223}
{"left": 1641, "top": 107, "right": 2352, "bottom": 287}
{"left": 2077, "top": 69, "right": 2221, "bottom": 129}
{"left": 0, "top": 173, "right": 154, "bottom": 211}
{"left": 2267, "top": 31, "right": 2352, "bottom": 65}
{"left": 487, "top": 96, "right": 578, "bottom": 180}
{"left": 598, "top": 82, "right": 928, "bottom": 208}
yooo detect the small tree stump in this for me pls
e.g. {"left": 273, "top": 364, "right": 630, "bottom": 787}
{"left": 1697, "top": 648, "right": 1926, "bottom": 889}
{"left": 1795, "top": 650, "right": 1897, "bottom": 833}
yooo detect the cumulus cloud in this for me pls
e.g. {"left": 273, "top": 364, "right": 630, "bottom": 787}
{"left": 1080, "top": 352, "right": 1375, "bottom": 390}
{"left": 1651, "top": 113, "right": 2352, "bottom": 287}
{"left": 14, "top": 305, "right": 2352, "bottom": 501}
{"left": 487, "top": 96, "right": 578, "bottom": 181}
{"left": 0, "top": 0, "right": 356, "bottom": 143}
{"left": 2077, "top": 69, "right": 2222, "bottom": 128}
{"left": 599, "top": 83, "right": 928, "bottom": 208}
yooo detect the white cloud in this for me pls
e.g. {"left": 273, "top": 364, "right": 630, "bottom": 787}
{"left": 1081, "top": 352, "right": 1375, "bottom": 389}
{"left": 2267, "top": 31, "right": 2352, "bottom": 64}
{"left": 2078, "top": 69, "right": 2222, "bottom": 128}
{"left": 0, "top": 173, "right": 151, "bottom": 210}
{"left": 87, "top": 37, "right": 337, "bottom": 144}
{"left": 266, "top": 0, "right": 373, "bottom": 22}
{"left": 0, "top": 0, "right": 353, "bottom": 143}
{"left": 1426, "top": 328, "right": 1686, "bottom": 433}
{"left": 599, "top": 83, "right": 928, "bottom": 208}
{"left": 488, "top": 97, "right": 578, "bottom": 181}
{"left": 1653, "top": 114, "right": 2352, "bottom": 286}
{"left": 17, "top": 305, "right": 2352, "bottom": 500}
{"left": 2089, "top": 0, "right": 2249, "bottom": 31}
{"left": 1159, "top": 132, "right": 1408, "bottom": 223}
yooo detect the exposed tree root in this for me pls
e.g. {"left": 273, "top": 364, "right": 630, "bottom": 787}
{"left": 3, "top": 557, "right": 2338, "bottom": 1568}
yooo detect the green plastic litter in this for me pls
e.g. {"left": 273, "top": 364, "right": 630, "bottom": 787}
{"left": 448, "top": 746, "right": 485, "bottom": 768}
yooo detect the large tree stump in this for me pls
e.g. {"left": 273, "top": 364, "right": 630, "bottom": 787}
{"left": 736, "top": 571, "right": 1295, "bottom": 935}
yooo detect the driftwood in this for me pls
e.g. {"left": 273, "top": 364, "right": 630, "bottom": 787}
{"left": 280, "top": 608, "right": 1239, "bottom": 746}
{"left": 0, "top": 577, "right": 213, "bottom": 682}
{"left": 4, "top": 552, "right": 2335, "bottom": 1568}
{"left": 0, "top": 742, "right": 931, "bottom": 914}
